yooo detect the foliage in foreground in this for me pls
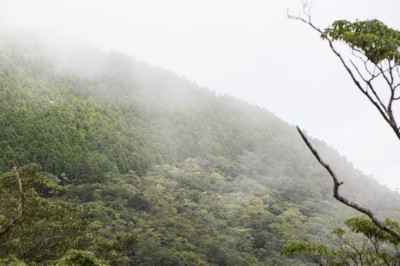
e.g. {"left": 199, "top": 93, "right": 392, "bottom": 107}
{"left": 283, "top": 216, "right": 400, "bottom": 265}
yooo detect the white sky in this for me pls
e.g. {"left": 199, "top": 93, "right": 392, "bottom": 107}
{"left": 1, "top": 0, "right": 400, "bottom": 189}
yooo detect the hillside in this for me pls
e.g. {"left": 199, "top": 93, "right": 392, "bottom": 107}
{"left": 0, "top": 35, "right": 399, "bottom": 265}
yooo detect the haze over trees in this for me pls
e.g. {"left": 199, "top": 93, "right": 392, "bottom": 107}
{"left": 0, "top": 23, "right": 399, "bottom": 265}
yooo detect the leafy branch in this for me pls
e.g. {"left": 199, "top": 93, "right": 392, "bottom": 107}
{"left": 289, "top": 2, "right": 400, "bottom": 140}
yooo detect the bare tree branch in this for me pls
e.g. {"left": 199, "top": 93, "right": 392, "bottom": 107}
{"left": 349, "top": 59, "right": 388, "bottom": 113}
{"left": 0, "top": 167, "right": 27, "bottom": 236}
{"left": 296, "top": 126, "right": 400, "bottom": 241}
{"left": 350, "top": 50, "right": 377, "bottom": 80}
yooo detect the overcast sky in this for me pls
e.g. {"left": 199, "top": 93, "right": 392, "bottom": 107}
{"left": 1, "top": 0, "right": 399, "bottom": 189}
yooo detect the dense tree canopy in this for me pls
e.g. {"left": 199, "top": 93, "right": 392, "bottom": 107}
{"left": 1, "top": 33, "right": 399, "bottom": 265}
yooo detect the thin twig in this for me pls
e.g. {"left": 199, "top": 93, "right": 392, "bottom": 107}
{"left": 349, "top": 59, "right": 388, "bottom": 113}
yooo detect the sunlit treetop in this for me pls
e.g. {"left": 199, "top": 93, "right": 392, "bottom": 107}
{"left": 323, "top": 19, "right": 400, "bottom": 65}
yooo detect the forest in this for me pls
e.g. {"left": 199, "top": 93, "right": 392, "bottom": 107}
{"left": 1, "top": 30, "right": 400, "bottom": 265}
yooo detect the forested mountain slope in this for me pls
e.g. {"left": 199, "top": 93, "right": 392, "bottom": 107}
{"left": 0, "top": 35, "right": 399, "bottom": 265}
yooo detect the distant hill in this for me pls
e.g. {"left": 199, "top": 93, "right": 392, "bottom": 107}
{"left": 0, "top": 32, "right": 399, "bottom": 265}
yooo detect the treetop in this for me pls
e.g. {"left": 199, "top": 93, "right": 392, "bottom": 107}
{"left": 323, "top": 19, "right": 400, "bottom": 65}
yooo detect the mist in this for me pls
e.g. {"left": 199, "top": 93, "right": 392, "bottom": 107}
{"left": 1, "top": 0, "right": 400, "bottom": 190}
{"left": 3, "top": 1, "right": 400, "bottom": 264}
